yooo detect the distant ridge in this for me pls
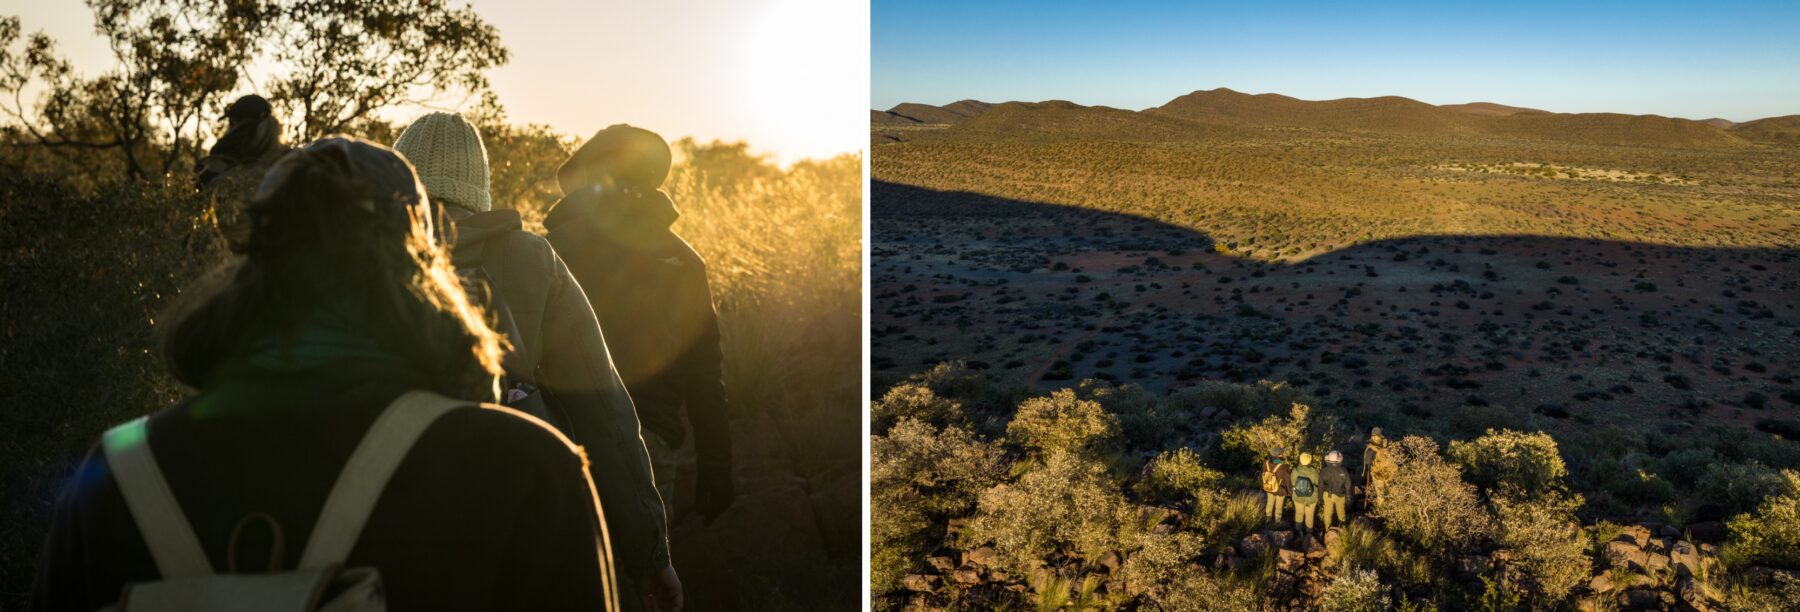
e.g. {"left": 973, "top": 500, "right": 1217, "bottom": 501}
{"left": 875, "top": 87, "right": 1782, "bottom": 148}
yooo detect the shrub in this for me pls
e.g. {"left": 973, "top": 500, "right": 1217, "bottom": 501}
{"left": 1159, "top": 570, "right": 1270, "bottom": 611}
{"left": 1076, "top": 380, "right": 1183, "bottom": 451}
{"left": 869, "top": 419, "right": 1005, "bottom": 592}
{"left": 967, "top": 451, "right": 1125, "bottom": 575}
{"left": 1491, "top": 493, "right": 1589, "bottom": 604}
{"left": 1726, "top": 469, "right": 1800, "bottom": 570}
{"left": 1134, "top": 448, "right": 1226, "bottom": 508}
{"left": 1448, "top": 429, "right": 1568, "bottom": 497}
{"left": 1113, "top": 507, "right": 1207, "bottom": 599}
{"left": 870, "top": 382, "right": 965, "bottom": 435}
{"left": 1219, "top": 402, "right": 1346, "bottom": 469}
{"left": 1319, "top": 567, "right": 1391, "bottom": 612}
{"left": 1694, "top": 461, "right": 1785, "bottom": 520}
{"left": 1329, "top": 521, "right": 1433, "bottom": 588}
{"left": 1167, "top": 379, "right": 1313, "bottom": 421}
{"left": 1006, "top": 388, "right": 1120, "bottom": 458}
{"left": 1382, "top": 436, "right": 1491, "bottom": 556}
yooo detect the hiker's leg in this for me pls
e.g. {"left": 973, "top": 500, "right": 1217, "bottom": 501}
{"left": 1264, "top": 492, "right": 1278, "bottom": 520}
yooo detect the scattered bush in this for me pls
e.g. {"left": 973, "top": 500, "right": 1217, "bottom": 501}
{"left": 967, "top": 451, "right": 1125, "bottom": 575}
{"left": 1726, "top": 469, "right": 1800, "bottom": 570}
{"left": 1134, "top": 448, "right": 1226, "bottom": 509}
{"left": 1319, "top": 567, "right": 1391, "bottom": 612}
{"left": 870, "top": 382, "right": 965, "bottom": 435}
{"left": 869, "top": 419, "right": 1005, "bottom": 591}
{"left": 1491, "top": 493, "right": 1589, "bottom": 604}
{"left": 1006, "top": 388, "right": 1120, "bottom": 458}
{"left": 1381, "top": 436, "right": 1491, "bottom": 556}
{"left": 1448, "top": 428, "right": 1569, "bottom": 496}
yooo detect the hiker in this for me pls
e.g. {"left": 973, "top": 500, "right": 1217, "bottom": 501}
{"left": 544, "top": 125, "right": 735, "bottom": 526}
{"left": 33, "top": 137, "right": 618, "bottom": 612}
{"left": 1291, "top": 453, "right": 1322, "bottom": 536}
{"left": 1363, "top": 427, "right": 1398, "bottom": 512}
{"left": 195, "top": 94, "right": 288, "bottom": 253}
{"left": 1261, "top": 448, "right": 1293, "bottom": 524}
{"left": 392, "top": 112, "right": 681, "bottom": 612}
{"left": 1319, "top": 450, "right": 1352, "bottom": 531}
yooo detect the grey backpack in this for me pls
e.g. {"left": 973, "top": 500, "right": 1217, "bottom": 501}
{"left": 98, "top": 391, "right": 467, "bottom": 612}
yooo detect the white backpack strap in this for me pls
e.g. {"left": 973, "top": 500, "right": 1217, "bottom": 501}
{"left": 298, "top": 390, "right": 466, "bottom": 568}
{"left": 101, "top": 417, "right": 213, "bottom": 578}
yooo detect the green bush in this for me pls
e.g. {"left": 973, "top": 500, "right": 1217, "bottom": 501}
{"left": 1726, "top": 469, "right": 1800, "bottom": 570}
{"left": 869, "top": 418, "right": 1005, "bottom": 592}
{"left": 1219, "top": 402, "right": 1346, "bottom": 470}
{"left": 1320, "top": 567, "right": 1391, "bottom": 612}
{"left": 1006, "top": 388, "right": 1120, "bottom": 458}
{"left": 1381, "top": 436, "right": 1491, "bottom": 557}
{"left": 1159, "top": 570, "right": 1271, "bottom": 611}
{"left": 1076, "top": 380, "right": 1183, "bottom": 451}
{"left": 1134, "top": 447, "right": 1226, "bottom": 509}
{"left": 1448, "top": 429, "right": 1568, "bottom": 496}
{"left": 1165, "top": 379, "right": 1313, "bottom": 421}
{"left": 1694, "top": 461, "right": 1786, "bottom": 520}
{"left": 966, "top": 451, "right": 1124, "bottom": 576}
{"left": 870, "top": 382, "right": 966, "bottom": 435}
{"left": 1491, "top": 493, "right": 1589, "bottom": 604}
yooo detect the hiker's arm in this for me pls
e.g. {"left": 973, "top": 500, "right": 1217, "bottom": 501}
{"left": 537, "top": 253, "right": 672, "bottom": 574}
{"left": 676, "top": 267, "right": 735, "bottom": 522}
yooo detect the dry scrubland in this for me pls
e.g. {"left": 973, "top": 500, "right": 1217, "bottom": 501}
{"left": 0, "top": 137, "right": 862, "bottom": 611}
{"left": 871, "top": 92, "right": 1800, "bottom": 609}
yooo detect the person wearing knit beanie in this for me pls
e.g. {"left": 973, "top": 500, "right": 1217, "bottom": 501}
{"left": 392, "top": 112, "right": 686, "bottom": 612}
{"left": 393, "top": 111, "right": 494, "bottom": 213}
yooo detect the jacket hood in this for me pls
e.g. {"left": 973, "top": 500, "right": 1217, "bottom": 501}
{"left": 447, "top": 209, "right": 523, "bottom": 265}
{"left": 545, "top": 187, "right": 679, "bottom": 238}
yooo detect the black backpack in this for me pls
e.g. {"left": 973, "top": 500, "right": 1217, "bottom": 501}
{"left": 1294, "top": 474, "right": 1316, "bottom": 498}
{"left": 460, "top": 266, "right": 558, "bottom": 429}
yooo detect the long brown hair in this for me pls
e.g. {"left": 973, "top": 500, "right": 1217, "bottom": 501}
{"left": 162, "top": 136, "right": 504, "bottom": 397}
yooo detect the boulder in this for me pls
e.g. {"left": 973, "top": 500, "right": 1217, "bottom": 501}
{"left": 1684, "top": 521, "right": 1725, "bottom": 544}
{"left": 951, "top": 566, "right": 982, "bottom": 585}
{"left": 1459, "top": 555, "right": 1491, "bottom": 577}
{"left": 1669, "top": 541, "right": 1700, "bottom": 577}
{"left": 946, "top": 517, "right": 971, "bottom": 537}
{"left": 1618, "top": 524, "right": 1652, "bottom": 548}
{"left": 1647, "top": 537, "right": 1671, "bottom": 554}
{"left": 1646, "top": 552, "right": 1671, "bottom": 577}
{"left": 1267, "top": 529, "right": 1294, "bottom": 549}
{"left": 1605, "top": 540, "right": 1649, "bottom": 572}
{"left": 964, "top": 546, "right": 998, "bottom": 568}
{"left": 1658, "top": 524, "right": 1681, "bottom": 540}
{"left": 925, "top": 556, "right": 956, "bottom": 573}
{"left": 1676, "top": 572, "right": 1721, "bottom": 612}
{"left": 1276, "top": 548, "right": 1306, "bottom": 572}
{"left": 1199, "top": 406, "right": 1219, "bottom": 419}
{"left": 1589, "top": 572, "right": 1616, "bottom": 594}
{"left": 1618, "top": 588, "right": 1660, "bottom": 609}
{"left": 902, "top": 574, "right": 942, "bottom": 592}
{"left": 1098, "top": 551, "right": 1121, "bottom": 574}
{"left": 1240, "top": 533, "right": 1269, "bottom": 558}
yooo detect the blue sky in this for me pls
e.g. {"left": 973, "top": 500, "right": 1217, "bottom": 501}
{"left": 874, "top": 0, "right": 1800, "bottom": 122}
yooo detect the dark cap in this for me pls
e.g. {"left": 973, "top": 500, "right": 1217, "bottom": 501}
{"left": 222, "top": 94, "right": 273, "bottom": 124}
{"left": 557, "top": 124, "right": 672, "bottom": 194}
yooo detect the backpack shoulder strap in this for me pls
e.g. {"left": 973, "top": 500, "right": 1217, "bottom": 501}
{"left": 298, "top": 390, "right": 468, "bottom": 568}
{"left": 102, "top": 417, "right": 213, "bottom": 578}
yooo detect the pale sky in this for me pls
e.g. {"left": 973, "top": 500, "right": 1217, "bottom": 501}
{"left": 2, "top": 0, "right": 869, "bottom": 164}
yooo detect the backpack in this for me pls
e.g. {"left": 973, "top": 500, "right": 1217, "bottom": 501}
{"left": 1368, "top": 446, "right": 1399, "bottom": 481}
{"left": 97, "top": 390, "right": 466, "bottom": 612}
{"left": 459, "top": 266, "right": 558, "bottom": 429}
{"left": 1293, "top": 474, "right": 1316, "bottom": 498}
{"left": 1261, "top": 463, "right": 1282, "bottom": 494}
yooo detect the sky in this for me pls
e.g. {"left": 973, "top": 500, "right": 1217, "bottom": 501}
{"left": 1, "top": 0, "right": 868, "bottom": 164}
{"left": 874, "top": 0, "right": 1800, "bottom": 122}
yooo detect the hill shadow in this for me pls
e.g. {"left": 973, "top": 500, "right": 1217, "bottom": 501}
{"left": 871, "top": 179, "right": 1798, "bottom": 438}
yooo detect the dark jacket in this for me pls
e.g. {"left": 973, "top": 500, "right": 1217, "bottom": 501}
{"left": 197, "top": 113, "right": 287, "bottom": 253}
{"left": 448, "top": 208, "right": 671, "bottom": 574}
{"left": 1263, "top": 460, "right": 1293, "bottom": 497}
{"left": 1320, "top": 463, "right": 1353, "bottom": 497}
{"left": 33, "top": 355, "right": 613, "bottom": 612}
{"left": 545, "top": 187, "right": 734, "bottom": 516}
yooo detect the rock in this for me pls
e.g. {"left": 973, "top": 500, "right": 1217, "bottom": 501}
{"left": 1276, "top": 548, "right": 1306, "bottom": 572}
{"left": 952, "top": 566, "right": 982, "bottom": 585}
{"left": 1606, "top": 540, "right": 1649, "bottom": 571}
{"left": 1459, "top": 555, "right": 1490, "bottom": 577}
{"left": 946, "top": 517, "right": 971, "bottom": 536}
{"left": 1240, "top": 533, "right": 1268, "bottom": 558}
{"left": 1619, "top": 524, "right": 1652, "bottom": 548}
{"left": 1306, "top": 546, "right": 1327, "bottom": 561}
{"left": 1590, "top": 572, "right": 1616, "bottom": 594}
{"left": 1669, "top": 541, "right": 1700, "bottom": 577}
{"left": 1575, "top": 594, "right": 1602, "bottom": 612}
{"left": 1098, "top": 551, "right": 1121, "bottom": 574}
{"left": 1152, "top": 522, "right": 1176, "bottom": 535}
{"left": 1677, "top": 572, "right": 1721, "bottom": 612}
{"left": 1199, "top": 406, "right": 1219, "bottom": 419}
{"left": 964, "top": 546, "right": 998, "bottom": 568}
{"left": 1323, "top": 528, "right": 1341, "bottom": 551}
{"left": 925, "top": 556, "right": 956, "bottom": 573}
{"left": 1619, "top": 588, "right": 1660, "bottom": 609}
{"left": 1646, "top": 552, "right": 1671, "bottom": 577}
{"left": 1658, "top": 524, "right": 1681, "bottom": 540}
{"left": 902, "top": 574, "right": 941, "bottom": 592}
{"left": 1648, "top": 537, "right": 1671, "bottom": 554}
{"left": 1685, "top": 521, "right": 1726, "bottom": 544}
{"left": 1267, "top": 529, "right": 1294, "bottom": 549}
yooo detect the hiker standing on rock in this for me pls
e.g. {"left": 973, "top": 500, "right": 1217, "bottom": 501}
{"left": 1362, "top": 428, "right": 1398, "bottom": 513}
{"left": 545, "top": 125, "right": 737, "bottom": 527}
{"left": 392, "top": 113, "right": 682, "bottom": 612}
{"left": 34, "top": 137, "right": 618, "bottom": 611}
{"left": 1262, "top": 448, "right": 1293, "bottom": 525}
{"left": 1291, "top": 453, "right": 1322, "bottom": 537}
{"left": 196, "top": 94, "right": 289, "bottom": 253}
{"left": 1319, "top": 450, "right": 1352, "bottom": 531}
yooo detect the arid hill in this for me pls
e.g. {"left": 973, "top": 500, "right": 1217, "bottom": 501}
{"left": 876, "top": 88, "right": 1789, "bottom": 149}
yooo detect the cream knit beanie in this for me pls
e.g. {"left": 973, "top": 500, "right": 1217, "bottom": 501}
{"left": 393, "top": 111, "right": 492, "bottom": 212}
